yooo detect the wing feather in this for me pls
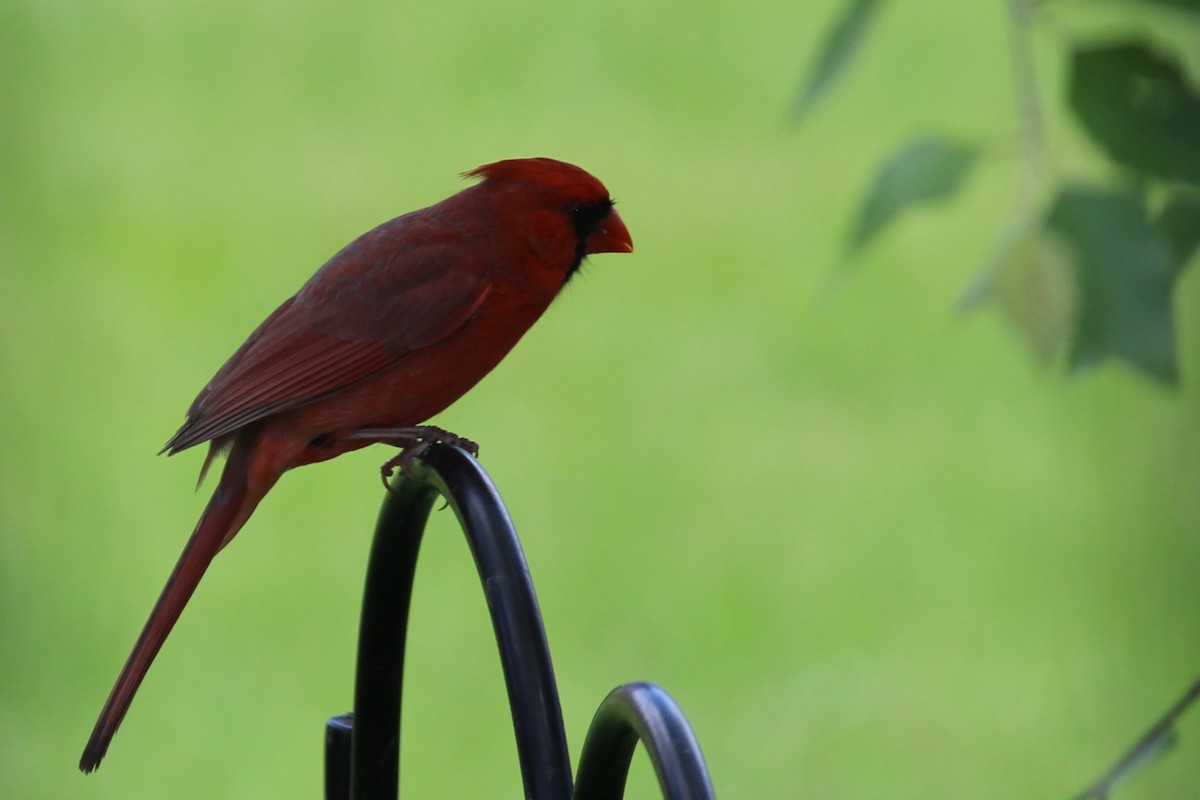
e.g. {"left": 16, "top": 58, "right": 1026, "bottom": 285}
{"left": 164, "top": 215, "right": 492, "bottom": 454}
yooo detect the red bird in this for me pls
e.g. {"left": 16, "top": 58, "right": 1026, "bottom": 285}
{"left": 80, "top": 157, "right": 632, "bottom": 772}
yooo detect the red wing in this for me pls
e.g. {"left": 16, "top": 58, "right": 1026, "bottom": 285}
{"left": 164, "top": 226, "right": 492, "bottom": 454}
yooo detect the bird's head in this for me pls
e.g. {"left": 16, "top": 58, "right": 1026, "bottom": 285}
{"left": 465, "top": 158, "right": 633, "bottom": 283}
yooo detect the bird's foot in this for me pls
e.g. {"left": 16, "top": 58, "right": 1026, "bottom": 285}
{"left": 347, "top": 425, "right": 479, "bottom": 491}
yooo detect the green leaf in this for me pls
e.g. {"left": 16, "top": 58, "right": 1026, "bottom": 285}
{"left": 995, "top": 230, "right": 1080, "bottom": 365}
{"left": 1156, "top": 190, "right": 1200, "bottom": 276}
{"left": 1046, "top": 188, "right": 1180, "bottom": 384}
{"left": 1069, "top": 42, "right": 1200, "bottom": 185}
{"left": 846, "top": 136, "right": 979, "bottom": 255}
{"left": 790, "top": 0, "right": 883, "bottom": 123}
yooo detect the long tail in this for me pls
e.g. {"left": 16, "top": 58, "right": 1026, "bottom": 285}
{"left": 80, "top": 441, "right": 270, "bottom": 773}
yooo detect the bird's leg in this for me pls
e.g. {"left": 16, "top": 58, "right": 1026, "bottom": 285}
{"left": 346, "top": 425, "right": 480, "bottom": 490}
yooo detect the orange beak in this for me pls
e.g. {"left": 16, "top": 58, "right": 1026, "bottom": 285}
{"left": 585, "top": 208, "right": 633, "bottom": 254}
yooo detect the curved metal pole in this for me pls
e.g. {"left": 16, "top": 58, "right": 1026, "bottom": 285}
{"left": 347, "top": 471, "right": 436, "bottom": 799}
{"left": 573, "top": 683, "right": 717, "bottom": 800}
{"left": 332, "top": 444, "right": 573, "bottom": 800}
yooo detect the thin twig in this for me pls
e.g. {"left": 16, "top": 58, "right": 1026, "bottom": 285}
{"left": 1074, "top": 678, "right": 1200, "bottom": 800}
{"left": 959, "top": 0, "right": 1049, "bottom": 309}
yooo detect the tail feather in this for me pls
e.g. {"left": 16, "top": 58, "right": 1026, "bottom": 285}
{"left": 80, "top": 445, "right": 265, "bottom": 773}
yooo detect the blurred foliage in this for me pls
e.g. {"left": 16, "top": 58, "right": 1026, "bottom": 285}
{"left": 3, "top": 2, "right": 1199, "bottom": 799}
{"left": 795, "top": 0, "right": 1200, "bottom": 386}
{"left": 1069, "top": 42, "right": 1200, "bottom": 185}
{"left": 846, "top": 136, "right": 980, "bottom": 257}
{"left": 790, "top": 0, "right": 882, "bottom": 123}
{"left": 1046, "top": 189, "right": 1178, "bottom": 383}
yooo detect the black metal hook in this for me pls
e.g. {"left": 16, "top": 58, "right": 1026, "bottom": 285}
{"left": 573, "top": 683, "right": 717, "bottom": 800}
{"left": 324, "top": 443, "right": 716, "bottom": 799}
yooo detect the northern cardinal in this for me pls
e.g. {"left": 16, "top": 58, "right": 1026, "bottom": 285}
{"left": 79, "top": 157, "right": 632, "bottom": 772}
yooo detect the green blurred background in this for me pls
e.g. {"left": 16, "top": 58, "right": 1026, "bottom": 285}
{"left": 3, "top": 1, "right": 1198, "bottom": 797}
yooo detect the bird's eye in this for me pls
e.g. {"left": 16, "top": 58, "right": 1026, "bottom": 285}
{"left": 566, "top": 199, "right": 614, "bottom": 228}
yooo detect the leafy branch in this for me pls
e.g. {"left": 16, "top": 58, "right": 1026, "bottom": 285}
{"left": 793, "top": 0, "right": 1200, "bottom": 386}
